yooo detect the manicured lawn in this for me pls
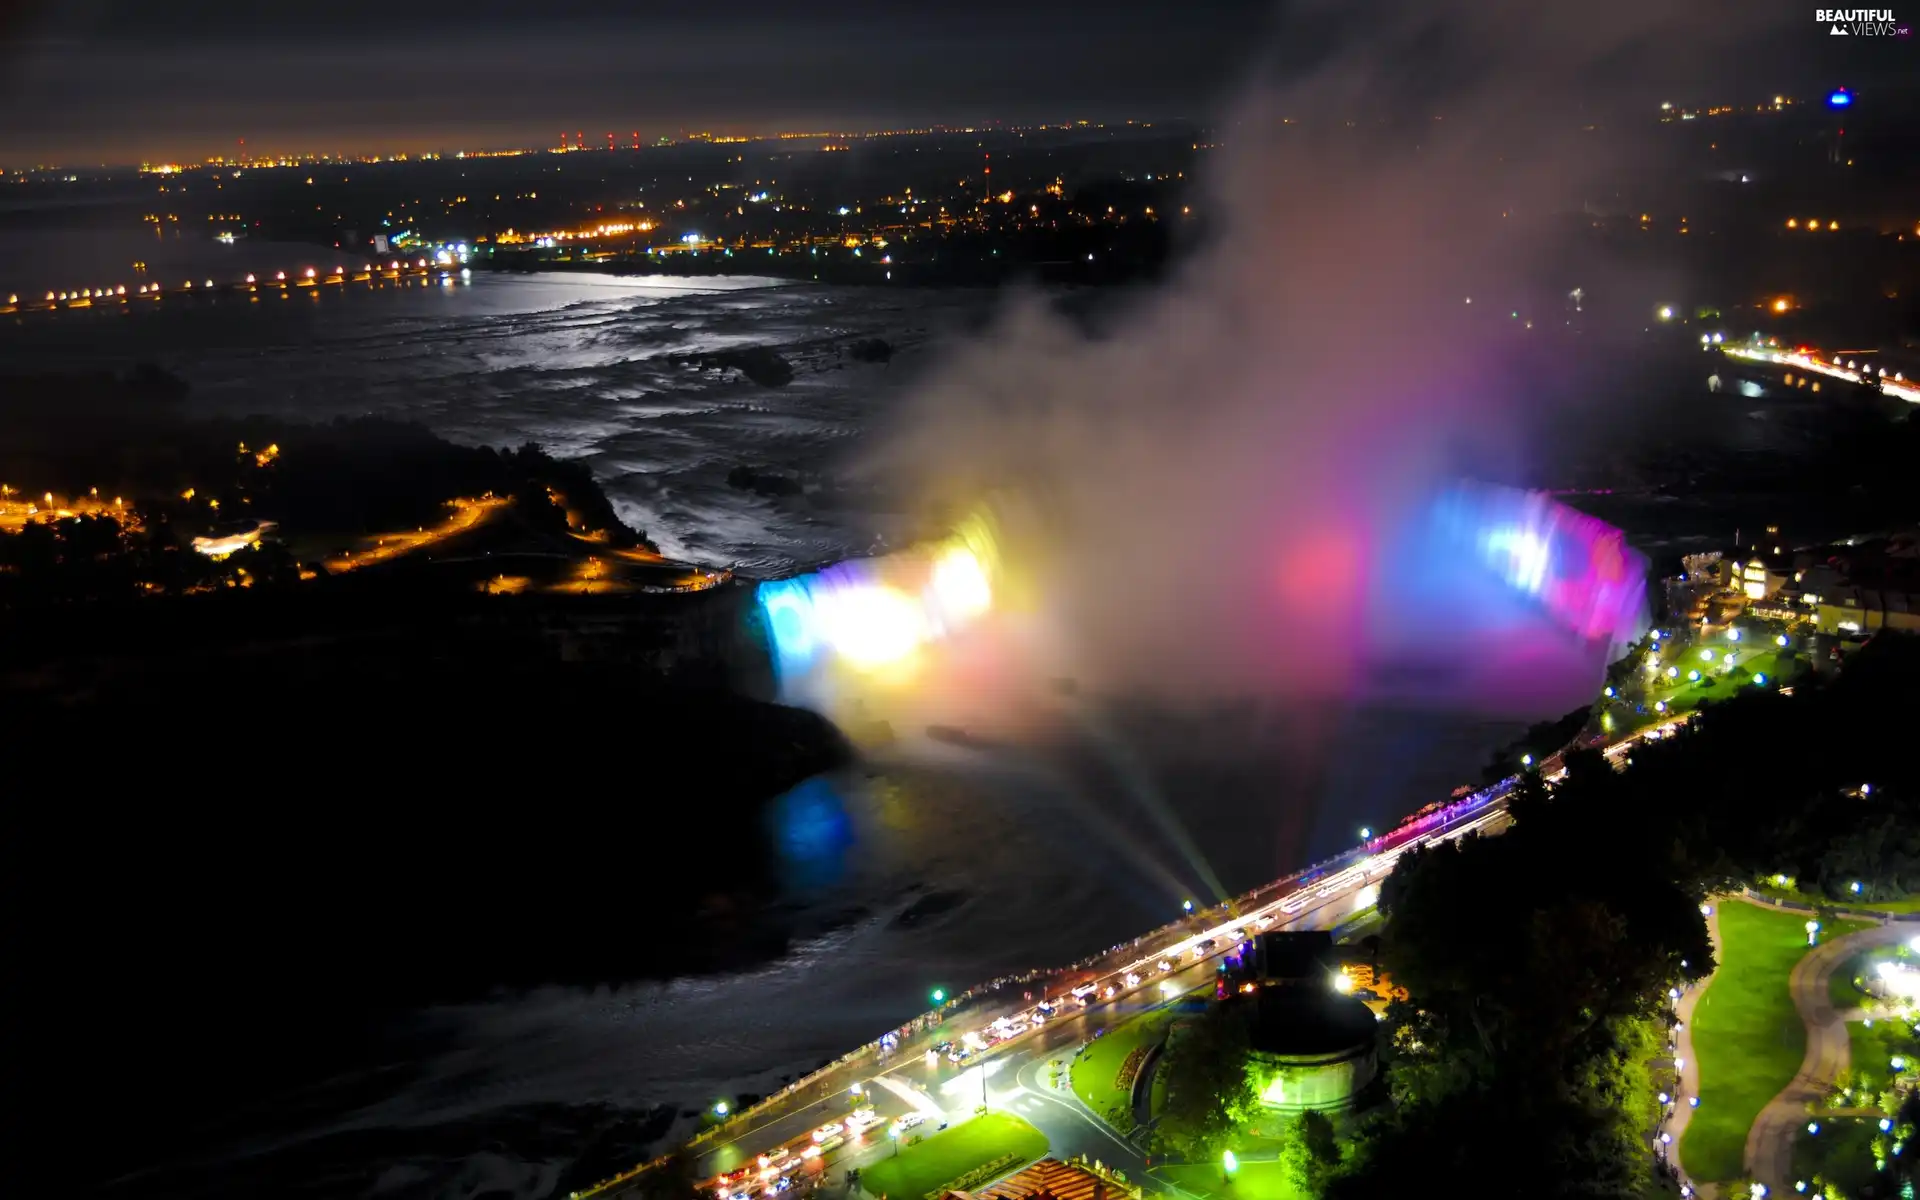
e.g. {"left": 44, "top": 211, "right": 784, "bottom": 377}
{"left": 1679, "top": 905, "right": 1867, "bottom": 1182}
{"left": 859, "top": 1113, "right": 1047, "bottom": 1200}
{"left": 1790, "top": 1115, "right": 1881, "bottom": 1198}
{"left": 1847, "top": 1018, "right": 1920, "bottom": 1095}
{"left": 1828, "top": 947, "right": 1881, "bottom": 1011}
{"left": 1071, "top": 1008, "right": 1172, "bottom": 1128}
{"left": 1154, "top": 1159, "right": 1304, "bottom": 1200}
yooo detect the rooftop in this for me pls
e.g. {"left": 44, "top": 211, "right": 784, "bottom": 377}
{"left": 966, "top": 1158, "right": 1113, "bottom": 1200}
{"left": 1238, "top": 987, "right": 1379, "bottom": 1057}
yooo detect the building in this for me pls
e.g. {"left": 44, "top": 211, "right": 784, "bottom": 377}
{"left": 1235, "top": 931, "right": 1379, "bottom": 1113}
{"left": 1738, "top": 556, "right": 1786, "bottom": 601}
{"left": 1813, "top": 587, "right": 1920, "bottom": 637}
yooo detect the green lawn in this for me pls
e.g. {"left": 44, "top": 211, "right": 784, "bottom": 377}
{"left": 859, "top": 1113, "right": 1047, "bottom": 1200}
{"left": 1847, "top": 1018, "right": 1920, "bottom": 1095}
{"left": 1635, "top": 647, "right": 1791, "bottom": 720}
{"left": 1333, "top": 907, "right": 1383, "bottom": 941}
{"left": 1154, "top": 1159, "right": 1304, "bottom": 1200}
{"left": 1790, "top": 1115, "right": 1882, "bottom": 1198}
{"left": 1827, "top": 947, "right": 1882, "bottom": 1011}
{"left": 1679, "top": 905, "right": 1869, "bottom": 1182}
{"left": 1071, "top": 1008, "right": 1172, "bottom": 1128}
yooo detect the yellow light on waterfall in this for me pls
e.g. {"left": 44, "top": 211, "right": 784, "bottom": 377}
{"left": 817, "top": 585, "right": 927, "bottom": 669}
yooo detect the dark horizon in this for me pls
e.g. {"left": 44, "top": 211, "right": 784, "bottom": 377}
{"left": 0, "top": 0, "right": 1278, "bottom": 165}
{"left": 1, "top": 0, "right": 1911, "bottom": 167}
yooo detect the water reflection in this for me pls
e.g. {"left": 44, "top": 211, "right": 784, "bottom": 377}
{"left": 767, "top": 776, "right": 856, "bottom": 889}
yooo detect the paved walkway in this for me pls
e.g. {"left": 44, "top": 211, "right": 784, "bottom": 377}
{"left": 1744, "top": 916, "right": 1909, "bottom": 1191}
{"left": 1665, "top": 902, "right": 1721, "bottom": 1197}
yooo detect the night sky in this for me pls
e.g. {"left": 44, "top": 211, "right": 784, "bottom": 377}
{"left": 0, "top": 0, "right": 1282, "bottom": 164}
{"left": 3, "top": 0, "right": 1911, "bottom": 167}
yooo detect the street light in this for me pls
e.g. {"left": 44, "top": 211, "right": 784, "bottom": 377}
{"left": 1521, "top": 754, "right": 1533, "bottom": 767}
{"left": 713, "top": 1100, "right": 730, "bottom": 1117}
{"left": 1805, "top": 919, "right": 1820, "bottom": 946}
{"left": 1222, "top": 1151, "right": 1239, "bottom": 1176}
{"left": 1183, "top": 899, "right": 1194, "bottom": 913}
{"left": 930, "top": 988, "right": 946, "bottom": 1004}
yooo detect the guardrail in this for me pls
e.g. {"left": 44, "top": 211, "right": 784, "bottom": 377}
{"left": 1737, "top": 886, "right": 1920, "bottom": 923}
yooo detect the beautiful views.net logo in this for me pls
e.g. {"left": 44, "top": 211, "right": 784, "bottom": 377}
{"left": 1816, "top": 7, "right": 1911, "bottom": 34}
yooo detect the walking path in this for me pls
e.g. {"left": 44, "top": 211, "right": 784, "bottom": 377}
{"left": 1744, "top": 916, "right": 1909, "bottom": 1191}
{"left": 1663, "top": 902, "right": 1721, "bottom": 1197}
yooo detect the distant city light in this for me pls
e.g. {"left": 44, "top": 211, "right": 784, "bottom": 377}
{"left": 1658, "top": 306, "right": 1674, "bottom": 321}
{"left": 1827, "top": 89, "right": 1852, "bottom": 109}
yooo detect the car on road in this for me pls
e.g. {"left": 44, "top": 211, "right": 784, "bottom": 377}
{"left": 846, "top": 1108, "right": 882, "bottom": 1131}
{"left": 932, "top": 1041, "right": 954, "bottom": 1054}
{"left": 890, "top": 1113, "right": 927, "bottom": 1137}
{"left": 1123, "top": 972, "right": 1141, "bottom": 988}
{"left": 1254, "top": 915, "right": 1273, "bottom": 928}
{"left": 1192, "top": 939, "right": 1216, "bottom": 957}
{"left": 1071, "top": 984, "right": 1098, "bottom": 1005}
{"left": 1157, "top": 959, "right": 1174, "bottom": 972}
{"left": 758, "top": 1149, "right": 791, "bottom": 1170}
{"left": 811, "top": 1122, "right": 842, "bottom": 1142}
{"left": 946, "top": 1047, "right": 971, "bottom": 1063}
{"left": 816, "top": 1135, "right": 845, "bottom": 1154}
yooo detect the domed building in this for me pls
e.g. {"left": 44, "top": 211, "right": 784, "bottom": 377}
{"left": 1241, "top": 986, "right": 1379, "bottom": 1113}
{"left": 1233, "top": 931, "right": 1379, "bottom": 1113}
